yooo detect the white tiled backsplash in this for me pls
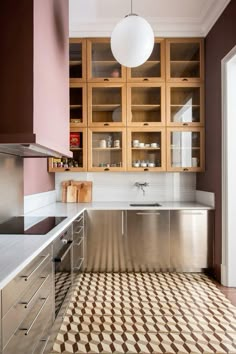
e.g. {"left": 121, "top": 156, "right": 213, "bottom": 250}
{"left": 55, "top": 172, "right": 196, "bottom": 202}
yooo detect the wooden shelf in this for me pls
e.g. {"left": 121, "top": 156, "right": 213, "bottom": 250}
{"left": 170, "top": 60, "right": 200, "bottom": 64}
{"left": 70, "top": 147, "right": 83, "bottom": 151}
{"left": 92, "top": 60, "right": 118, "bottom": 64}
{"left": 92, "top": 104, "right": 120, "bottom": 111}
{"left": 92, "top": 147, "right": 122, "bottom": 151}
{"left": 70, "top": 60, "right": 82, "bottom": 65}
{"left": 170, "top": 104, "right": 200, "bottom": 107}
{"left": 131, "top": 147, "right": 161, "bottom": 150}
{"left": 170, "top": 146, "right": 200, "bottom": 150}
{"left": 70, "top": 105, "right": 82, "bottom": 109}
{"left": 131, "top": 104, "right": 161, "bottom": 111}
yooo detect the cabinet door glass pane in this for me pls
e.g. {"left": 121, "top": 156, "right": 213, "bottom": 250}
{"left": 92, "top": 43, "right": 122, "bottom": 79}
{"left": 92, "top": 132, "right": 123, "bottom": 168}
{"left": 92, "top": 87, "right": 122, "bottom": 124}
{"left": 131, "top": 132, "right": 162, "bottom": 168}
{"left": 170, "top": 87, "right": 200, "bottom": 123}
{"left": 171, "top": 131, "right": 200, "bottom": 168}
{"left": 131, "top": 43, "right": 161, "bottom": 78}
{"left": 131, "top": 87, "right": 161, "bottom": 123}
{"left": 70, "top": 43, "right": 83, "bottom": 80}
{"left": 70, "top": 87, "right": 83, "bottom": 124}
{"left": 170, "top": 43, "right": 200, "bottom": 79}
{"left": 70, "top": 132, "right": 84, "bottom": 167}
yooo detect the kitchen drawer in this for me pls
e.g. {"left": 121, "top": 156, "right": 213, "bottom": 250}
{"left": 32, "top": 314, "right": 52, "bottom": 354}
{"left": 2, "top": 245, "right": 51, "bottom": 317}
{"left": 3, "top": 291, "right": 53, "bottom": 354}
{"left": 2, "top": 271, "right": 52, "bottom": 348}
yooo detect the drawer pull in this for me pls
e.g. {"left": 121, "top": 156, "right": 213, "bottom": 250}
{"left": 54, "top": 241, "right": 73, "bottom": 262}
{"left": 19, "top": 296, "right": 50, "bottom": 336}
{"left": 21, "top": 254, "right": 50, "bottom": 282}
{"left": 136, "top": 212, "right": 161, "bottom": 215}
{"left": 20, "top": 275, "right": 50, "bottom": 309}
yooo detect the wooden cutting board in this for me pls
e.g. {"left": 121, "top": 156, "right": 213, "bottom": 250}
{"left": 61, "top": 181, "right": 71, "bottom": 203}
{"left": 78, "top": 181, "right": 92, "bottom": 203}
{"left": 66, "top": 185, "right": 77, "bottom": 203}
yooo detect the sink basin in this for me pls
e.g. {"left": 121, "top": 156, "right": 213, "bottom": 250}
{"left": 129, "top": 203, "right": 162, "bottom": 207}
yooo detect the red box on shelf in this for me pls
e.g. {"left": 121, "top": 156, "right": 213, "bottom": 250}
{"left": 70, "top": 132, "right": 80, "bottom": 148}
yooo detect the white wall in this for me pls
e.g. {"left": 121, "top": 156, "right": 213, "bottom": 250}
{"left": 55, "top": 172, "right": 196, "bottom": 202}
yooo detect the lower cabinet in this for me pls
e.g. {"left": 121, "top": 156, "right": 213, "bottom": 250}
{"left": 1, "top": 245, "right": 53, "bottom": 354}
{"left": 72, "top": 213, "right": 85, "bottom": 276}
{"left": 126, "top": 210, "right": 170, "bottom": 271}
{"left": 86, "top": 210, "right": 125, "bottom": 272}
{"left": 170, "top": 210, "right": 214, "bottom": 271}
{"left": 86, "top": 209, "right": 214, "bottom": 273}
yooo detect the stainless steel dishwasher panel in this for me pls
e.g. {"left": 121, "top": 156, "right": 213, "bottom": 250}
{"left": 86, "top": 210, "right": 125, "bottom": 272}
{"left": 126, "top": 210, "right": 170, "bottom": 272}
{"left": 170, "top": 210, "right": 214, "bottom": 272}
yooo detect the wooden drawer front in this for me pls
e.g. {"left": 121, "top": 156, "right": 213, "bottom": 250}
{"left": 2, "top": 268, "right": 52, "bottom": 348}
{"left": 32, "top": 317, "right": 52, "bottom": 354}
{"left": 2, "top": 245, "right": 51, "bottom": 317}
{"left": 3, "top": 291, "right": 53, "bottom": 354}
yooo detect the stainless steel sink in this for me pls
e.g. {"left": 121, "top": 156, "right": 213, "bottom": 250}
{"left": 129, "top": 203, "right": 162, "bottom": 207}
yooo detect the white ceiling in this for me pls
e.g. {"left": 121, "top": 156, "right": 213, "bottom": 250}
{"left": 69, "top": 0, "right": 231, "bottom": 37}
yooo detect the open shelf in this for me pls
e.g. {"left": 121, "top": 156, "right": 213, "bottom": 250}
{"left": 92, "top": 104, "right": 120, "bottom": 112}
{"left": 131, "top": 104, "right": 161, "bottom": 111}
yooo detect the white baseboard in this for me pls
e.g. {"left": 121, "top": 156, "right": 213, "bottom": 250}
{"left": 24, "top": 190, "right": 56, "bottom": 214}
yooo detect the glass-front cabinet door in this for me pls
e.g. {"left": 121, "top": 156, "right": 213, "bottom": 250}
{"left": 167, "top": 128, "right": 204, "bottom": 172}
{"left": 88, "top": 128, "right": 126, "bottom": 171}
{"left": 70, "top": 84, "right": 87, "bottom": 127}
{"left": 127, "top": 83, "right": 165, "bottom": 126}
{"left": 87, "top": 38, "right": 126, "bottom": 82}
{"left": 127, "top": 128, "right": 166, "bottom": 171}
{"left": 48, "top": 128, "right": 87, "bottom": 172}
{"left": 88, "top": 84, "right": 126, "bottom": 127}
{"left": 127, "top": 39, "right": 165, "bottom": 82}
{"left": 69, "top": 39, "right": 86, "bottom": 82}
{"left": 166, "top": 39, "right": 204, "bottom": 82}
{"left": 166, "top": 84, "right": 204, "bottom": 126}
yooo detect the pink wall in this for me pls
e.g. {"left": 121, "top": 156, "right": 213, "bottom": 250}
{"left": 24, "top": 159, "right": 55, "bottom": 196}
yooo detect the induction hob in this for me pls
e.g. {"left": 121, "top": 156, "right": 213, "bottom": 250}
{"left": 0, "top": 216, "right": 67, "bottom": 235}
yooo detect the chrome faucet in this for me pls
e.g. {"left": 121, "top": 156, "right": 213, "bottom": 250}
{"left": 134, "top": 182, "right": 149, "bottom": 196}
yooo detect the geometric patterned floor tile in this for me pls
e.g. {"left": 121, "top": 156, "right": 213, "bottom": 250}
{"left": 52, "top": 272, "right": 236, "bottom": 353}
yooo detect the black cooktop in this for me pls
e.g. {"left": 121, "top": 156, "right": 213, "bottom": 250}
{"left": 0, "top": 216, "right": 67, "bottom": 235}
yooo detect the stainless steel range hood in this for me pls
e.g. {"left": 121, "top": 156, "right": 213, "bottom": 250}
{"left": 0, "top": 144, "right": 64, "bottom": 158}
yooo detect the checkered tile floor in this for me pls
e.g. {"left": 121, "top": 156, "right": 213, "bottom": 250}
{"left": 51, "top": 273, "right": 236, "bottom": 353}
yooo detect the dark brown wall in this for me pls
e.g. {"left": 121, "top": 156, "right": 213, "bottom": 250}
{"left": 197, "top": 0, "right": 236, "bottom": 281}
{"left": 0, "top": 1, "right": 34, "bottom": 133}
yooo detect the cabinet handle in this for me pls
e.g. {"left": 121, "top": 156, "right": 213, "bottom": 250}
{"left": 136, "top": 212, "right": 161, "bottom": 215}
{"left": 104, "top": 168, "right": 110, "bottom": 171}
{"left": 104, "top": 78, "right": 109, "bottom": 81}
{"left": 183, "top": 123, "right": 188, "bottom": 126}
{"left": 144, "top": 168, "right": 149, "bottom": 171}
{"left": 19, "top": 296, "right": 50, "bottom": 335}
{"left": 20, "top": 275, "right": 50, "bottom": 309}
{"left": 53, "top": 241, "right": 73, "bottom": 262}
{"left": 104, "top": 123, "right": 110, "bottom": 126}
{"left": 143, "top": 123, "right": 149, "bottom": 126}
{"left": 182, "top": 78, "right": 188, "bottom": 81}
{"left": 183, "top": 168, "right": 189, "bottom": 171}
{"left": 143, "top": 78, "right": 149, "bottom": 81}
{"left": 20, "top": 254, "right": 50, "bottom": 282}
{"left": 65, "top": 168, "right": 70, "bottom": 171}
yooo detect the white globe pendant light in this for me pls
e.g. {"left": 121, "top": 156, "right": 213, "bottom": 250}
{"left": 111, "top": 0, "right": 154, "bottom": 68}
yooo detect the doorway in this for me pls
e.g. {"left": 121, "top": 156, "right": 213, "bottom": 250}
{"left": 221, "top": 45, "right": 236, "bottom": 286}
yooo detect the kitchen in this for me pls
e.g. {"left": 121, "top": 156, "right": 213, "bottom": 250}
{"left": 0, "top": 0, "right": 236, "bottom": 353}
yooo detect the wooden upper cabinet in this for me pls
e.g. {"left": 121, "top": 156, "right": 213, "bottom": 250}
{"left": 88, "top": 83, "right": 126, "bottom": 127}
{"left": 166, "top": 38, "right": 204, "bottom": 82}
{"left": 87, "top": 38, "right": 126, "bottom": 82}
{"left": 70, "top": 83, "right": 87, "bottom": 127}
{"left": 69, "top": 39, "right": 86, "bottom": 82}
{"left": 127, "top": 83, "right": 165, "bottom": 127}
{"left": 166, "top": 83, "right": 204, "bottom": 127}
{"left": 127, "top": 39, "right": 165, "bottom": 82}
{"left": 166, "top": 127, "right": 205, "bottom": 172}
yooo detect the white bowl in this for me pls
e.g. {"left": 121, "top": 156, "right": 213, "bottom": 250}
{"left": 150, "top": 143, "right": 157, "bottom": 148}
{"left": 139, "top": 143, "right": 145, "bottom": 148}
{"left": 148, "top": 162, "right": 155, "bottom": 167}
